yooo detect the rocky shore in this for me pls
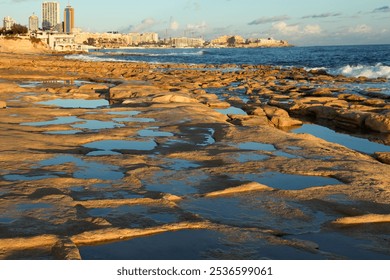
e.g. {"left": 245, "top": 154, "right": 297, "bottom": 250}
{"left": 0, "top": 50, "right": 389, "bottom": 260}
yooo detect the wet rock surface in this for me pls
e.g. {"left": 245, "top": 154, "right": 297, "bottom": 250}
{"left": 0, "top": 52, "right": 389, "bottom": 260}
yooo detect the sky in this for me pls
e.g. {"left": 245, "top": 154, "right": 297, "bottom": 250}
{"left": 1, "top": 0, "right": 390, "bottom": 46}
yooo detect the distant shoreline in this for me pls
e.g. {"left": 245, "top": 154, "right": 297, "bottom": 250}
{"left": 85, "top": 44, "right": 294, "bottom": 52}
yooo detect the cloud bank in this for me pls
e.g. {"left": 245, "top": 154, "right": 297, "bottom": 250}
{"left": 302, "top": 13, "right": 341, "bottom": 19}
{"left": 248, "top": 15, "right": 290, "bottom": 25}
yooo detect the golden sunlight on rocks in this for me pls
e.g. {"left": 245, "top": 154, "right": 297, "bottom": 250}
{"left": 0, "top": 46, "right": 389, "bottom": 260}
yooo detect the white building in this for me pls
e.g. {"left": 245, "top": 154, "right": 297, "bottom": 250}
{"left": 3, "top": 16, "right": 15, "bottom": 31}
{"left": 140, "top": 32, "right": 159, "bottom": 44}
{"left": 29, "top": 14, "right": 39, "bottom": 32}
{"left": 42, "top": 2, "right": 60, "bottom": 30}
{"left": 171, "top": 37, "right": 205, "bottom": 48}
{"left": 126, "top": 32, "right": 159, "bottom": 45}
{"left": 33, "top": 31, "right": 83, "bottom": 52}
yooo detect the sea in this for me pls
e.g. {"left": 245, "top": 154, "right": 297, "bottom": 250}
{"left": 66, "top": 44, "right": 390, "bottom": 80}
{"left": 66, "top": 45, "right": 390, "bottom": 97}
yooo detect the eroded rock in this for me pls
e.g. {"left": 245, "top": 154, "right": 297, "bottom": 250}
{"left": 374, "top": 152, "right": 390, "bottom": 165}
{"left": 51, "top": 238, "right": 82, "bottom": 260}
{"left": 204, "top": 182, "right": 273, "bottom": 197}
{"left": 152, "top": 94, "right": 199, "bottom": 104}
{"left": 263, "top": 105, "right": 302, "bottom": 127}
{"left": 333, "top": 214, "right": 390, "bottom": 225}
{"left": 364, "top": 112, "right": 390, "bottom": 133}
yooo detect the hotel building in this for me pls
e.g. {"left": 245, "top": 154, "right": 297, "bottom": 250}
{"left": 29, "top": 14, "right": 39, "bottom": 32}
{"left": 42, "top": 2, "right": 60, "bottom": 30}
{"left": 3, "top": 16, "right": 15, "bottom": 31}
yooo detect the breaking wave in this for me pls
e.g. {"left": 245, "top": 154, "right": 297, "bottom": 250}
{"left": 333, "top": 64, "right": 390, "bottom": 79}
{"left": 64, "top": 54, "right": 128, "bottom": 62}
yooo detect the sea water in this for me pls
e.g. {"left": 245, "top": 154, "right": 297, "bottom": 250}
{"left": 66, "top": 45, "right": 390, "bottom": 80}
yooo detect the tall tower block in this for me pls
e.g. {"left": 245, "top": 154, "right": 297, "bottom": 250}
{"left": 64, "top": 5, "right": 75, "bottom": 34}
{"left": 29, "top": 13, "right": 39, "bottom": 32}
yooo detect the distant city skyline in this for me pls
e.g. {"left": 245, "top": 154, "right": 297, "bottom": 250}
{"left": 1, "top": 0, "right": 390, "bottom": 46}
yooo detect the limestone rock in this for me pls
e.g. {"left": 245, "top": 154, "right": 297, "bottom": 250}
{"left": 325, "top": 99, "right": 349, "bottom": 109}
{"left": 333, "top": 214, "right": 390, "bottom": 225}
{"left": 270, "top": 116, "right": 303, "bottom": 127}
{"left": 364, "top": 113, "right": 390, "bottom": 133}
{"left": 0, "top": 83, "right": 25, "bottom": 94}
{"left": 263, "top": 105, "right": 302, "bottom": 127}
{"left": 193, "top": 89, "right": 207, "bottom": 95}
{"left": 79, "top": 84, "right": 109, "bottom": 91}
{"left": 263, "top": 105, "right": 290, "bottom": 118}
{"left": 228, "top": 114, "right": 270, "bottom": 126}
{"left": 268, "top": 99, "right": 294, "bottom": 111}
{"left": 309, "top": 69, "right": 330, "bottom": 76}
{"left": 306, "top": 106, "right": 338, "bottom": 120}
{"left": 246, "top": 107, "right": 267, "bottom": 117}
{"left": 152, "top": 94, "right": 198, "bottom": 104}
{"left": 305, "top": 87, "right": 334, "bottom": 96}
{"left": 207, "top": 101, "right": 231, "bottom": 108}
{"left": 364, "top": 99, "right": 386, "bottom": 107}
{"left": 109, "top": 84, "right": 156, "bottom": 100}
{"left": 374, "top": 152, "right": 390, "bottom": 165}
{"left": 335, "top": 110, "right": 370, "bottom": 129}
{"left": 0, "top": 101, "right": 6, "bottom": 109}
{"left": 204, "top": 182, "right": 273, "bottom": 197}
{"left": 51, "top": 238, "right": 82, "bottom": 260}
{"left": 338, "top": 94, "right": 366, "bottom": 102}
{"left": 196, "top": 93, "right": 219, "bottom": 104}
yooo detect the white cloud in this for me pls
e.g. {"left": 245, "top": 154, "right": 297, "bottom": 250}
{"left": 272, "top": 22, "right": 322, "bottom": 35}
{"left": 348, "top": 24, "right": 372, "bottom": 34}
{"left": 304, "top": 24, "right": 322, "bottom": 34}
{"left": 272, "top": 22, "right": 299, "bottom": 34}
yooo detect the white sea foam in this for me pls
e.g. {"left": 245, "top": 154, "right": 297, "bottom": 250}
{"left": 333, "top": 63, "right": 390, "bottom": 79}
{"left": 65, "top": 50, "right": 205, "bottom": 63}
{"left": 64, "top": 54, "right": 127, "bottom": 62}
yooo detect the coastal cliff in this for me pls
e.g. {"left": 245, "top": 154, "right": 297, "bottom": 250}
{"left": 0, "top": 37, "right": 48, "bottom": 54}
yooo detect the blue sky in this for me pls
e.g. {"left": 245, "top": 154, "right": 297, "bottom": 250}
{"left": 1, "top": 0, "right": 390, "bottom": 45}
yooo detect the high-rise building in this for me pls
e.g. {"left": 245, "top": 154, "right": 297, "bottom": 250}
{"left": 64, "top": 5, "right": 74, "bottom": 33}
{"left": 29, "top": 13, "right": 39, "bottom": 32}
{"left": 3, "top": 16, "right": 15, "bottom": 31}
{"left": 42, "top": 2, "right": 60, "bottom": 30}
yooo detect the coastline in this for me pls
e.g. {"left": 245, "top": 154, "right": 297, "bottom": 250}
{"left": 0, "top": 49, "right": 390, "bottom": 260}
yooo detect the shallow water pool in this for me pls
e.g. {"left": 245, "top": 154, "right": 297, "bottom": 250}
{"left": 84, "top": 140, "right": 157, "bottom": 156}
{"left": 293, "top": 124, "right": 390, "bottom": 154}
{"left": 39, "top": 99, "right": 109, "bottom": 109}
{"left": 232, "top": 172, "right": 342, "bottom": 190}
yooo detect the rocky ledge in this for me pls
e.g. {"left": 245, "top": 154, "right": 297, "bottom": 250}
{"left": 0, "top": 52, "right": 389, "bottom": 260}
